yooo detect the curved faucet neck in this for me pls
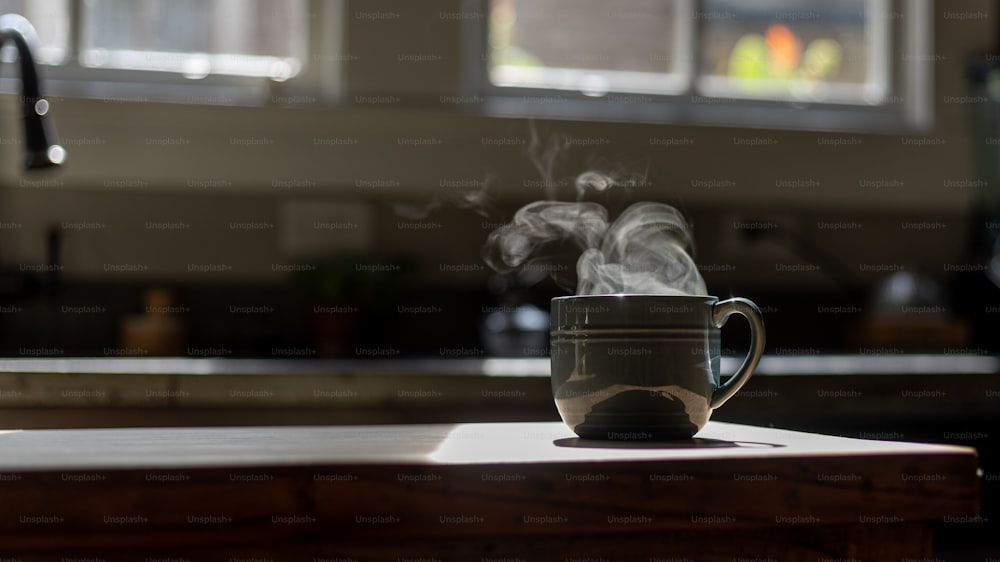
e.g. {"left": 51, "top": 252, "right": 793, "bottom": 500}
{"left": 0, "top": 13, "right": 64, "bottom": 170}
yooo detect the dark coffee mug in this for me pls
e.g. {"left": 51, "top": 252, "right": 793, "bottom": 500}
{"left": 550, "top": 295, "right": 765, "bottom": 440}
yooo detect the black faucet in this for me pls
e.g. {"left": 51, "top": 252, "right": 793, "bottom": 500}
{"left": 0, "top": 14, "right": 64, "bottom": 305}
{"left": 0, "top": 13, "right": 65, "bottom": 169}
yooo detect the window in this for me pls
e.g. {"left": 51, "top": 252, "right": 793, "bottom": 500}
{"left": 475, "top": 0, "right": 931, "bottom": 131}
{"left": 0, "top": 0, "right": 310, "bottom": 101}
{"left": 80, "top": 0, "right": 306, "bottom": 81}
{"left": 696, "top": 0, "right": 888, "bottom": 105}
{"left": 488, "top": 0, "right": 690, "bottom": 97}
{"left": 0, "top": 0, "right": 69, "bottom": 64}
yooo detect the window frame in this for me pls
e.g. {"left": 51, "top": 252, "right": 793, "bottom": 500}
{"left": 0, "top": 0, "right": 341, "bottom": 107}
{"left": 462, "top": 0, "right": 933, "bottom": 133}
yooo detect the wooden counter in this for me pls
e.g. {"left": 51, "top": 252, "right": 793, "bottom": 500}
{"left": 0, "top": 421, "right": 980, "bottom": 561}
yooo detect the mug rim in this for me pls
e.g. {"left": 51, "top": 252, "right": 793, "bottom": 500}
{"left": 552, "top": 294, "right": 716, "bottom": 303}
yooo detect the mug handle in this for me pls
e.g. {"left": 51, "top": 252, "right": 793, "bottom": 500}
{"left": 709, "top": 297, "right": 766, "bottom": 409}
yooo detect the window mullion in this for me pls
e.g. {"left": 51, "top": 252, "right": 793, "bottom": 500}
{"left": 682, "top": 0, "right": 699, "bottom": 96}
{"left": 307, "top": 0, "right": 345, "bottom": 103}
{"left": 66, "top": 0, "right": 82, "bottom": 71}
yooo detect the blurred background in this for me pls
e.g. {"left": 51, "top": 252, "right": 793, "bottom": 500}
{"left": 0, "top": 0, "right": 995, "bottom": 360}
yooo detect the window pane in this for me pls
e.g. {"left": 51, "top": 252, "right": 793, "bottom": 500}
{"left": 80, "top": 0, "right": 307, "bottom": 81}
{"left": 0, "top": 0, "right": 69, "bottom": 65}
{"left": 488, "top": 0, "right": 686, "bottom": 96}
{"left": 697, "top": 0, "right": 888, "bottom": 103}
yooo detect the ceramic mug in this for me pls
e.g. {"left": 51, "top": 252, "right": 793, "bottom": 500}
{"left": 550, "top": 294, "right": 765, "bottom": 440}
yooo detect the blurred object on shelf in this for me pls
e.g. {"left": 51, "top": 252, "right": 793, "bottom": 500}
{"left": 294, "top": 253, "right": 415, "bottom": 358}
{"left": 846, "top": 271, "right": 971, "bottom": 350}
{"left": 120, "top": 288, "right": 187, "bottom": 357}
{"left": 480, "top": 301, "right": 548, "bottom": 357}
{"left": 480, "top": 274, "right": 548, "bottom": 357}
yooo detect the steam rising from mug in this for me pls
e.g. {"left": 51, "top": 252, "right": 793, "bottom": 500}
{"left": 394, "top": 126, "right": 708, "bottom": 296}
{"left": 482, "top": 176, "right": 707, "bottom": 296}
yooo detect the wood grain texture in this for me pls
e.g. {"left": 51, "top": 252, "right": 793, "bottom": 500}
{"left": 0, "top": 422, "right": 979, "bottom": 558}
{"left": 0, "top": 525, "right": 935, "bottom": 562}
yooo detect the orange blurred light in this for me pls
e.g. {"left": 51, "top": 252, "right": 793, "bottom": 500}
{"left": 765, "top": 23, "right": 802, "bottom": 77}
